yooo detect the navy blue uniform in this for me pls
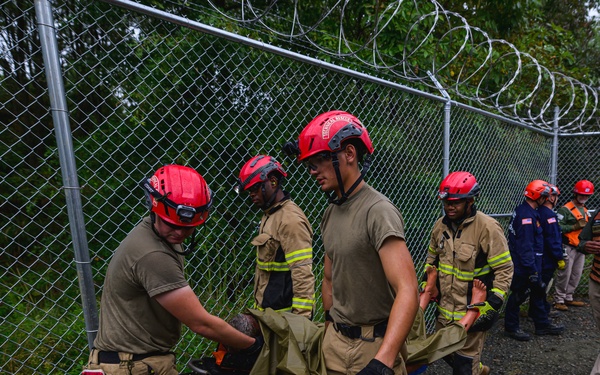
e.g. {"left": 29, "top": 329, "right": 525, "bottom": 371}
{"left": 539, "top": 205, "right": 564, "bottom": 272}
{"left": 538, "top": 205, "right": 564, "bottom": 316}
{"left": 505, "top": 201, "right": 550, "bottom": 331}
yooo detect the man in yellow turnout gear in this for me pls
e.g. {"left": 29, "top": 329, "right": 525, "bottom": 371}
{"left": 237, "top": 155, "right": 315, "bottom": 318}
{"left": 425, "top": 171, "right": 513, "bottom": 375}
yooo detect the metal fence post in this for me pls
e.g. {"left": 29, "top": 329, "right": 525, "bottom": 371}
{"left": 35, "top": 0, "right": 99, "bottom": 349}
{"left": 427, "top": 71, "right": 452, "bottom": 177}
{"left": 427, "top": 71, "right": 452, "bottom": 217}
{"left": 550, "top": 106, "right": 560, "bottom": 185}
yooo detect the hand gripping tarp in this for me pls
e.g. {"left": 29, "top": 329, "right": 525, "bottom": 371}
{"left": 245, "top": 307, "right": 467, "bottom": 374}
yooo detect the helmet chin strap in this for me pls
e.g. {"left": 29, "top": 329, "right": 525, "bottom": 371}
{"left": 260, "top": 182, "right": 281, "bottom": 210}
{"left": 150, "top": 212, "right": 197, "bottom": 256}
{"left": 329, "top": 153, "right": 372, "bottom": 205}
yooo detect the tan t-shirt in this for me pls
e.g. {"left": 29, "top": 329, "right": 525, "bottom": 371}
{"left": 321, "top": 184, "right": 405, "bottom": 326}
{"left": 93, "top": 216, "right": 188, "bottom": 354}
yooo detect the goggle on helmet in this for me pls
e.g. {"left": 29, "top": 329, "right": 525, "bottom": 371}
{"left": 438, "top": 171, "right": 481, "bottom": 200}
{"left": 140, "top": 165, "right": 213, "bottom": 227}
{"left": 293, "top": 110, "right": 374, "bottom": 161}
{"left": 523, "top": 179, "right": 551, "bottom": 201}
{"left": 235, "top": 155, "right": 287, "bottom": 194}
{"left": 282, "top": 110, "right": 374, "bottom": 205}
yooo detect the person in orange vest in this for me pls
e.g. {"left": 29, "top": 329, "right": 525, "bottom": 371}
{"left": 577, "top": 207, "right": 600, "bottom": 375}
{"left": 553, "top": 179, "right": 595, "bottom": 311}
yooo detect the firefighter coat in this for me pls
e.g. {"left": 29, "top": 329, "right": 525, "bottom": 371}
{"left": 426, "top": 208, "right": 513, "bottom": 323}
{"left": 251, "top": 196, "right": 315, "bottom": 317}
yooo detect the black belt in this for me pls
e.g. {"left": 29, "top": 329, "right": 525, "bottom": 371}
{"left": 333, "top": 320, "right": 388, "bottom": 339}
{"left": 97, "top": 350, "right": 169, "bottom": 364}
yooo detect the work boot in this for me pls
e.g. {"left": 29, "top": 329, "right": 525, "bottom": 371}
{"left": 553, "top": 303, "right": 568, "bottom": 311}
{"left": 504, "top": 329, "right": 531, "bottom": 341}
{"left": 535, "top": 323, "right": 564, "bottom": 336}
{"left": 565, "top": 300, "right": 585, "bottom": 307}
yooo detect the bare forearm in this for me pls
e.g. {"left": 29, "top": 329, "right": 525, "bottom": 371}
{"left": 321, "top": 276, "right": 332, "bottom": 311}
{"left": 375, "top": 289, "right": 418, "bottom": 367}
{"left": 189, "top": 315, "right": 255, "bottom": 350}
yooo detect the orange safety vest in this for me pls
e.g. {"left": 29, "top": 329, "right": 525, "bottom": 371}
{"left": 563, "top": 201, "right": 588, "bottom": 247}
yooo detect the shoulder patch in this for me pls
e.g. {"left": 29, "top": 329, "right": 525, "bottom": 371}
{"left": 547, "top": 217, "right": 556, "bottom": 224}
{"left": 522, "top": 218, "right": 532, "bottom": 225}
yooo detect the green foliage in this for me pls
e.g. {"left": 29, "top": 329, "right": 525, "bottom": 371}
{"left": 2, "top": 1, "right": 598, "bottom": 374}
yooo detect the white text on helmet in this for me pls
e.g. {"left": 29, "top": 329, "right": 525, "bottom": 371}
{"left": 322, "top": 115, "right": 355, "bottom": 140}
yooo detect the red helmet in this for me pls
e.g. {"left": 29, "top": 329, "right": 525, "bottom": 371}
{"left": 297, "top": 110, "right": 374, "bottom": 161}
{"left": 573, "top": 180, "right": 594, "bottom": 195}
{"left": 237, "top": 155, "right": 287, "bottom": 192}
{"left": 140, "top": 165, "right": 212, "bottom": 227}
{"left": 438, "top": 171, "right": 481, "bottom": 200}
{"left": 524, "top": 180, "right": 551, "bottom": 200}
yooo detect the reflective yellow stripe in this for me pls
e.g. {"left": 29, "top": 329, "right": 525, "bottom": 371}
{"left": 474, "top": 264, "right": 491, "bottom": 277}
{"left": 286, "top": 248, "right": 313, "bottom": 264}
{"left": 488, "top": 251, "right": 512, "bottom": 268}
{"left": 438, "top": 262, "right": 474, "bottom": 281}
{"left": 437, "top": 305, "right": 465, "bottom": 321}
{"left": 292, "top": 297, "right": 314, "bottom": 310}
{"left": 439, "top": 254, "right": 511, "bottom": 282}
{"left": 490, "top": 287, "right": 507, "bottom": 298}
{"left": 258, "top": 248, "right": 312, "bottom": 270}
{"left": 256, "top": 259, "right": 290, "bottom": 271}
{"left": 428, "top": 246, "right": 437, "bottom": 255}
{"left": 255, "top": 305, "right": 293, "bottom": 313}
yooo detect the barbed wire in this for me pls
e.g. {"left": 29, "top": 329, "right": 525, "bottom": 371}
{"left": 198, "top": 0, "right": 599, "bottom": 133}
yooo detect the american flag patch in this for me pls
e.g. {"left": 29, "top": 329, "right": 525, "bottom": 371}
{"left": 547, "top": 217, "right": 557, "bottom": 224}
{"left": 522, "top": 218, "right": 532, "bottom": 225}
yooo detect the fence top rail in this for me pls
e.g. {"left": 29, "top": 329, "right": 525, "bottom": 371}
{"left": 95, "top": 0, "right": 600, "bottom": 137}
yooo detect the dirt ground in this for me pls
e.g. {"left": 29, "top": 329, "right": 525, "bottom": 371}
{"left": 426, "top": 295, "right": 599, "bottom": 375}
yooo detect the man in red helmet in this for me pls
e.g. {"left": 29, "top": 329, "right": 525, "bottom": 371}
{"left": 84, "top": 165, "right": 261, "bottom": 375}
{"left": 505, "top": 180, "right": 564, "bottom": 342}
{"left": 236, "top": 155, "right": 315, "bottom": 318}
{"left": 553, "top": 179, "right": 595, "bottom": 310}
{"left": 425, "top": 171, "right": 513, "bottom": 375}
{"left": 285, "top": 110, "right": 419, "bottom": 375}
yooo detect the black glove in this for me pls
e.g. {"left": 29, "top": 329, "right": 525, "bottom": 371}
{"left": 356, "top": 359, "right": 394, "bottom": 375}
{"left": 220, "top": 336, "right": 264, "bottom": 372}
{"left": 469, "top": 293, "right": 503, "bottom": 332}
{"left": 529, "top": 273, "right": 546, "bottom": 291}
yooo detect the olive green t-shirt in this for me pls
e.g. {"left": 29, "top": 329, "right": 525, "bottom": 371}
{"left": 93, "top": 216, "right": 188, "bottom": 354}
{"left": 321, "top": 184, "right": 406, "bottom": 326}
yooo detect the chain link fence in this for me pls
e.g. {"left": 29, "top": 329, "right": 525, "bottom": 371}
{"left": 1, "top": 0, "right": 599, "bottom": 373}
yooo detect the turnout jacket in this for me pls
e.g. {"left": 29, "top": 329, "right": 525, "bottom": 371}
{"left": 251, "top": 195, "right": 315, "bottom": 318}
{"left": 426, "top": 208, "right": 513, "bottom": 323}
{"left": 508, "top": 201, "right": 543, "bottom": 276}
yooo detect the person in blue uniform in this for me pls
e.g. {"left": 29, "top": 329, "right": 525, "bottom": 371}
{"left": 538, "top": 184, "right": 566, "bottom": 317}
{"left": 504, "top": 180, "right": 564, "bottom": 341}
